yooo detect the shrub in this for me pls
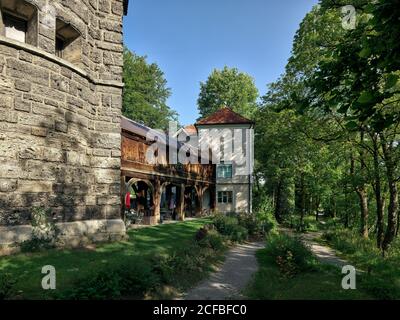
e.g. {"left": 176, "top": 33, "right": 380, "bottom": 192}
{"left": 153, "top": 230, "right": 228, "bottom": 287}
{"left": 212, "top": 214, "right": 238, "bottom": 235}
{"left": 20, "top": 237, "right": 55, "bottom": 253}
{"left": 322, "top": 228, "right": 400, "bottom": 300}
{"left": 198, "top": 230, "right": 225, "bottom": 251}
{"left": 195, "top": 227, "right": 209, "bottom": 242}
{"left": 61, "top": 259, "right": 157, "bottom": 300}
{"left": 237, "top": 213, "right": 263, "bottom": 236}
{"left": 229, "top": 225, "right": 248, "bottom": 242}
{"left": 256, "top": 210, "right": 277, "bottom": 235}
{"left": 253, "top": 195, "right": 278, "bottom": 235}
{"left": 0, "top": 273, "right": 15, "bottom": 300}
{"left": 322, "top": 229, "right": 377, "bottom": 255}
{"left": 21, "top": 207, "right": 59, "bottom": 253}
{"left": 212, "top": 214, "right": 248, "bottom": 242}
{"left": 266, "top": 234, "right": 316, "bottom": 277}
{"left": 361, "top": 275, "right": 400, "bottom": 300}
{"left": 153, "top": 245, "right": 208, "bottom": 284}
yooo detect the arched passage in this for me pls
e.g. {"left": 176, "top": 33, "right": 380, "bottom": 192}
{"left": 184, "top": 185, "right": 201, "bottom": 217}
{"left": 160, "top": 182, "right": 182, "bottom": 221}
{"left": 202, "top": 187, "right": 211, "bottom": 215}
{"left": 125, "top": 178, "right": 154, "bottom": 217}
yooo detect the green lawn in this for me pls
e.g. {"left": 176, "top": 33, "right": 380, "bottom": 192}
{"left": 244, "top": 247, "right": 373, "bottom": 300}
{"left": 0, "top": 218, "right": 211, "bottom": 299}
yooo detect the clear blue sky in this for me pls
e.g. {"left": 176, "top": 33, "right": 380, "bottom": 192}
{"left": 123, "top": 0, "right": 318, "bottom": 125}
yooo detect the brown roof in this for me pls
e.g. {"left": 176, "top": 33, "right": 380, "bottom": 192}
{"left": 183, "top": 125, "right": 197, "bottom": 135}
{"left": 195, "top": 107, "right": 254, "bottom": 126}
{"left": 124, "top": 0, "right": 129, "bottom": 15}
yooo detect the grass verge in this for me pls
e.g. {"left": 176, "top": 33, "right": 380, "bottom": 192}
{"left": 0, "top": 218, "right": 223, "bottom": 299}
{"left": 244, "top": 233, "right": 373, "bottom": 300}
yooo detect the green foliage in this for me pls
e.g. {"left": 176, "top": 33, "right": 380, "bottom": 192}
{"left": 0, "top": 273, "right": 15, "bottom": 300}
{"left": 0, "top": 218, "right": 213, "bottom": 299}
{"left": 20, "top": 207, "right": 59, "bottom": 253}
{"left": 237, "top": 214, "right": 264, "bottom": 237}
{"left": 152, "top": 230, "right": 227, "bottom": 288}
{"left": 20, "top": 237, "right": 55, "bottom": 253}
{"left": 323, "top": 228, "right": 400, "bottom": 299}
{"left": 60, "top": 225, "right": 228, "bottom": 300}
{"left": 197, "top": 229, "right": 225, "bottom": 252}
{"left": 60, "top": 259, "right": 157, "bottom": 300}
{"left": 322, "top": 229, "right": 377, "bottom": 255}
{"left": 244, "top": 247, "right": 372, "bottom": 300}
{"left": 212, "top": 214, "right": 248, "bottom": 242}
{"left": 254, "top": 196, "right": 278, "bottom": 235}
{"left": 197, "top": 66, "right": 259, "bottom": 119}
{"left": 123, "top": 48, "right": 178, "bottom": 130}
{"left": 265, "top": 234, "right": 317, "bottom": 277}
{"left": 313, "top": 0, "right": 400, "bottom": 131}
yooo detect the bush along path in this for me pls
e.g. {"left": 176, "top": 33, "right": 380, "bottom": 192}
{"left": 300, "top": 231, "right": 350, "bottom": 269}
{"left": 184, "top": 241, "right": 265, "bottom": 300}
{"left": 280, "top": 228, "right": 350, "bottom": 269}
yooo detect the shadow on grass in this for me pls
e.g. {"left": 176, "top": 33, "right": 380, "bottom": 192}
{"left": 0, "top": 218, "right": 210, "bottom": 299}
{"left": 244, "top": 248, "right": 374, "bottom": 300}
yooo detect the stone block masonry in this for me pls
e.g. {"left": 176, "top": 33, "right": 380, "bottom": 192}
{"left": 0, "top": 0, "right": 128, "bottom": 254}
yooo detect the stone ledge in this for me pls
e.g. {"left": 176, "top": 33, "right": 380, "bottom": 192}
{"left": 0, "top": 36, "right": 124, "bottom": 89}
{"left": 0, "top": 219, "right": 126, "bottom": 255}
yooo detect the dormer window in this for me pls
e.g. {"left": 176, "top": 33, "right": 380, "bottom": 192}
{"left": 55, "top": 19, "right": 81, "bottom": 65}
{"left": 0, "top": 0, "right": 38, "bottom": 45}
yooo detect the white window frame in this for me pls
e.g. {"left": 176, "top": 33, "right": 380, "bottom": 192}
{"left": 217, "top": 164, "right": 233, "bottom": 179}
{"left": 217, "top": 191, "right": 233, "bottom": 204}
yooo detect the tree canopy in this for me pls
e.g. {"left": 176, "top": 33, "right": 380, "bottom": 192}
{"left": 197, "top": 66, "right": 259, "bottom": 119}
{"left": 123, "top": 48, "right": 178, "bottom": 130}
{"left": 254, "top": 0, "right": 400, "bottom": 253}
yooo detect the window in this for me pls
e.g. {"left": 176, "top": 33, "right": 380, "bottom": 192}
{"left": 4, "top": 13, "right": 26, "bottom": 42}
{"left": 217, "top": 164, "right": 232, "bottom": 179}
{"left": 55, "top": 36, "right": 65, "bottom": 58}
{"left": 0, "top": 0, "right": 37, "bottom": 45}
{"left": 55, "top": 19, "right": 81, "bottom": 65}
{"left": 218, "top": 191, "right": 233, "bottom": 204}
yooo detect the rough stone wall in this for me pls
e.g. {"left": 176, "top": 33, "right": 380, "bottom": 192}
{"left": 0, "top": 0, "right": 126, "bottom": 245}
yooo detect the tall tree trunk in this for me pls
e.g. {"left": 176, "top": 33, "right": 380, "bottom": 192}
{"left": 299, "top": 173, "right": 306, "bottom": 230}
{"left": 371, "top": 133, "right": 385, "bottom": 249}
{"left": 274, "top": 178, "right": 284, "bottom": 224}
{"left": 381, "top": 135, "right": 398, "bottom": 251}
{"left": 356, "top": 188, "right": 369, "bottom": 238}
{"left": 351, "top": 149, "right": 369, "bottom": 238}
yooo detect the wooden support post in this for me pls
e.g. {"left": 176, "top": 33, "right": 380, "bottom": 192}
{"left": 195, "top": 185, "right": 203, "bottom": 217}
{"left": 177, "top": 183, "right": 185, "bottom": 221}
{"left": 120, "top": 175, "right": 127, "bottom": 220}
{"left": 153, "top": 178, "right": 161, "bottom": 224}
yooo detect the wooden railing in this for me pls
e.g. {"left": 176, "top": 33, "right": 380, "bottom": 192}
{"left": 121, "top": 135, "right": 215, "bottom": 182}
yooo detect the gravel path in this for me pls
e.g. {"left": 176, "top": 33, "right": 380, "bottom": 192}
{"left": 300, "top": 232, "right": 349, "bottom": 268}
{"left": 280, "top": 228, "right": 349, "bottom": 268}
{"left": 184, "top": 242, "right": 265, "bottom": 300}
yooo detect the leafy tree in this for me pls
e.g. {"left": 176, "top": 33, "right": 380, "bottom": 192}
{"left": 255, "top": 1, "right": 400, "bottom": 251}
{"left": 197, "top": 66, "right": 259, "bottom": 119}
{"left": 123, "top": 48, "right": 178, "bottom": 130}
{"left": 305, "top": 0, "right": 400, "bottom": 250}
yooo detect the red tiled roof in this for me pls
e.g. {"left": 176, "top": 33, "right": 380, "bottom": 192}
{"left": 195, "top": 107, "right": 254, "bottom": 125}
{"left": 183, "top": 125, "right": 197, "bottom": 135}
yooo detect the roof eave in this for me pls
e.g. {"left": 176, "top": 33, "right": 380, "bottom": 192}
{"left": 123, "top": 0, "right": 129, "bottom": 15}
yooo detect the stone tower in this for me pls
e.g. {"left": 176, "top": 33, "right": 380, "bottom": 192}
{"left": 0, "top": 0, "right": 129, "bottom": 253}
